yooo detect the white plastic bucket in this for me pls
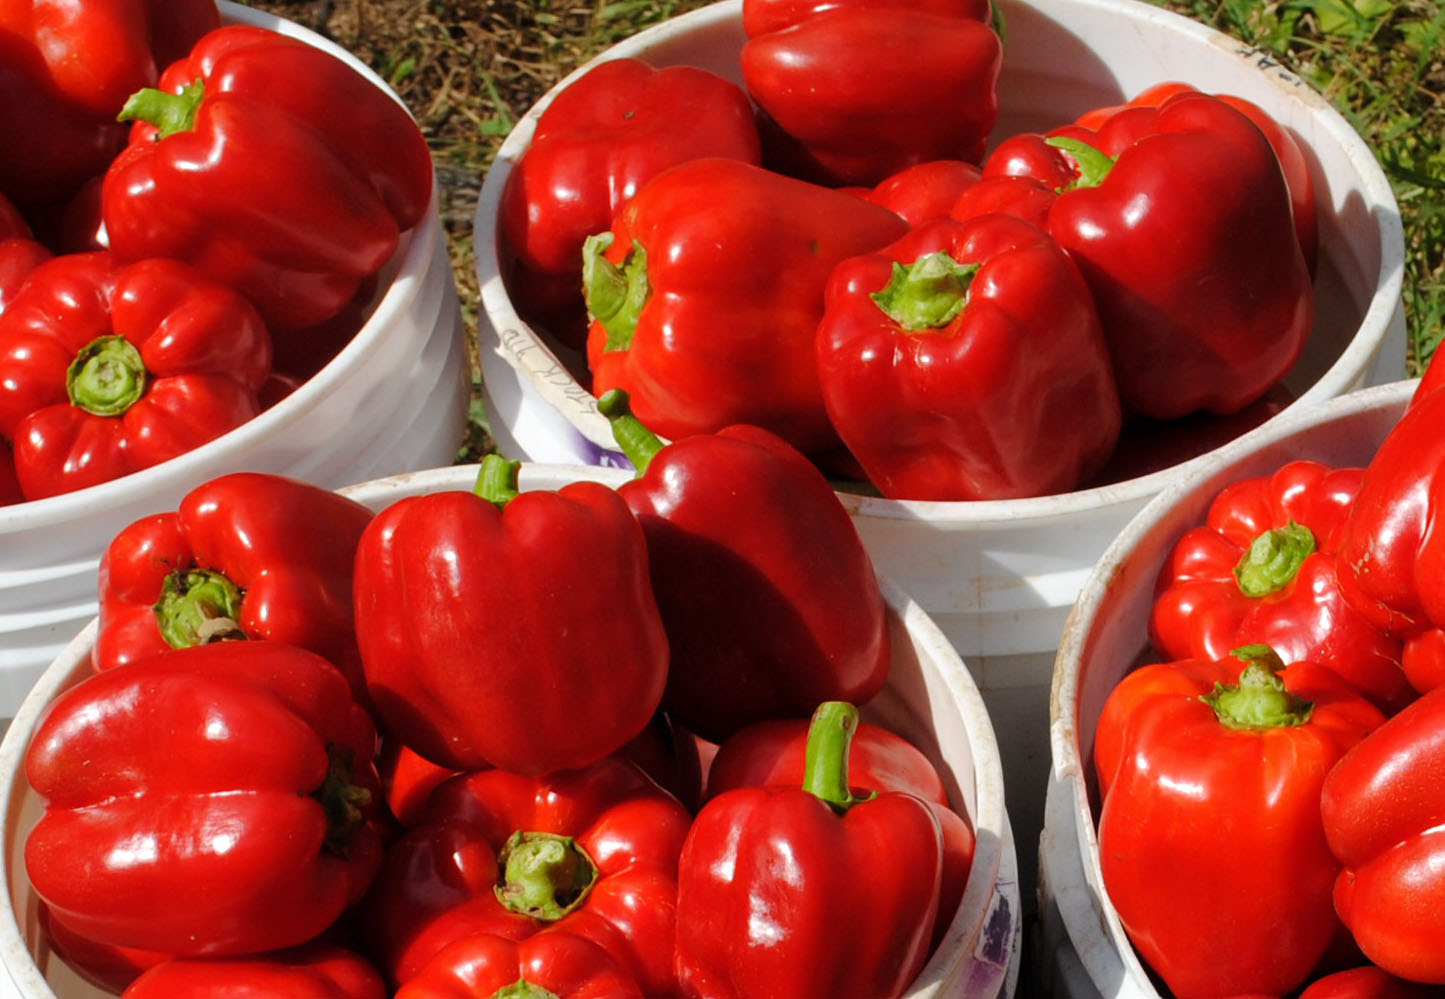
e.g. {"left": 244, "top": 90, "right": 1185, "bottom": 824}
{"left": 0, "top": 462, "right": 1021, "bottom": 998}
{"left": 471, "top": 0, "right": 1406, "bottom": 915}
{"left": 1042, "top": 378, "right": 1417, "bottom": 998}
{"left": 0, "top": 1, "right": 470, "bottom": 703}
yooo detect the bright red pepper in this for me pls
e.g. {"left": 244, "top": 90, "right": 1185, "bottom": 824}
{"left": 1336, "top": 388, "right": 1445, "bottom": 694}
{"left": 850, "top": 160, "right": 983, "bottom": 226}
{"left": 1069, "top": 82, "right": 1319, "bottom": 271}
{"left": 740, "top": 0, "right": 1001, "bottom": 186}
{"left": 499, "top": 57, "right": 761, "bottom": 351}
{"left": 102, "top": 24, "right": 434, "bottom": 329}
{"left": 121, "top": 943, "right": 387, "bottom": 999}
{"left": 582, "top": 157, "right": 907, "bottom": 455}
{"left": 395, "top": 931, "right": 645, "bottom": 999}
{"left": 0, "top": 0, "right": 219, "bottom": 207}
{"left": 1299, "top": 966, "right": 1445, "bottom": 998}
{"left": 984, "top": 90, "right": 1313, "bottom": 420}
{"left": 0, "top": 252, "right": 270, "bottom": 500}
{"left": 25, "top": 642, "right": 384, "bottom": 957}
{"left": 353, "top": 455, "right": 668, "bottom": 775}
{"left": 0, "top": 236, "right": 51, "bottom": 314}
{"left": 675, "top": 702, "right": 943, "bottom": 998}
{"left": 1150, "top": 460, "right": 1415, "bottom": 713}
{"left": 1094, "top": 646, "right": 1385, "bottom": 999}
{"left": 704, "top": 714, "right": 973, "bottom": 951}
{"left": 361, "top": 758, "right": 690, "bottom": 995}
{"left": 598, "top": 390, "right": 889, "bottom": 743}
{"left": 1320, "top": 686, "right": 1445, "bottom": 984}
{"left": 94, "top": 472, "right": 374, "bottom": 700}
{"left": 816, "top": 214, "right": 1121, "bottom": 500}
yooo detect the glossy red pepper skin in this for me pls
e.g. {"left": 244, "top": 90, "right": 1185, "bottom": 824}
{"left": 103, "top": 24, "right": 434, "bottom": 329}
{"left": 395, "top": 931, "right": 644, "bottom": 999}
{"left": 601, "top": 395, "right": 889, "bottom": 743}
{"left": 1336, "top": 388, "right": 1445, "bottom": 694}
{"left": 583, "top": 157, "right": 907, "bottom": 455}
{"left": 499, "top": 57, "right": 761, "bottom": 351}
{"left": 0, "top": 236, "right": 51, "bottom": 315}
{"left": 989, "top": 91, "right": 1313, "bottom": 420}
{"left": 816, "top": 214, "right": 1121, "bottom": 500}
{"left": 353, "top": 462, "right": 669, "bottom": 775}
{"left": 1095, "top": 648, "right": 1385, "bottom": 999}
{"left": 1150, "top": 460, "right": 1415, "bottom": 713}
{"left": 0, "top": 252, "right": 270, "bottom": 500}
{"left": 361, "top": 759, "right": 690, "bottom": 995}
{"left": 1320, "top": 686, "right": 1445, "bottom": 984}
{"left": 704, "top": 716, "right": 973, "bottom": 951}
{"left": 1299, "top": 966, "right": 1445, "bottom": 999}
{"left": 94, "top": 472, "right": 374, "bottom": 700}
{"left": 25, "top": 642, "right": 384, "bottom": 957}
{"left": 121, "top": 944, "right": 387, "bottom": 999}
{"left": 850, "top": 160, "right": 983, "bottom": 226}
{"left": 741, "top": 1, "right": 1001, "bottom": 186}
{"left": 0, "top": 0, "right": 219, "bottom": 206}
{"left": 675, "top": 703, "right": 943, "bottom": 999}
{"left": 1070, "top": 82, "right": 1318, "bottom": 271}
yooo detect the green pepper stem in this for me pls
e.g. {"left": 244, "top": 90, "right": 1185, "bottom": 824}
{"left": 582, "top": 233, "right": 649, "bottom": 352}
{"left": 117, "top": 78, "right": 206, "bottom": 138}
{"left": 494, "top": 831, "right": 599, "bottom": 921}
{"left": 476, "top": 453, "right": 521, "bottom": 508}
{"left": 1201, "top": 645, "right": 1315, "bottom": 731}
{"left": 802, "top": 701, "right": 875, "bottom": 814}
{"left": 154, "top": 569, "right": 246, "bottom": 649}
{"left": 67, "top": 336, "right": 148, "bottom": 416}
{"left": 1045, "top": 135, "right": 1117, "bottom": 190}
{"left": 491, "top": 983, "right": 561, "bottom": 999}
{"left": 316, "top": 745, "right": 372, "bottom": 857}
{"left": 596, "top": 388, "right": 663, "bottom": 474}
{"left": 1235, "top": 521, "right": 1316, "bottom": 598}
{"left": 870, "top": 251, "right": 980, "bottom": 331}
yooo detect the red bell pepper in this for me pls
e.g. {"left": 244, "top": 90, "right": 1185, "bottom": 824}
{"left": 583, "top": 157, "right": 907, "bottom": 455}
{"left": 850, "top": 159, "right": 983, "bottom": 226}
{"left": 815, "top": 214, "right": 1121, "bottom": 500}
{"left": 675, "top": 702, "right": 943, "bottom": 999}
{"left": 704, "top": 713, "right": 974, "bottom": 951}
{"left": 741, "top": 0, "right": 1001, "bottom": 186}
{"left": 361, "top": 757, "right": 690, "bottom": 995}
{"left": 1299, "top": 966, "right": 1445, "bottom": 998}
{"left": 0, "top": 439, "right": 20, "bottom": 505}
{"left": 1149, "top": 459, "right": 1415, "bottom": 713}
{"left": 121, "top": 943, "right": 387, "bottom": 999}
{"left": 38, "top": 904, "right": 168, "bottom": 994}
{"left": 25, "top": 641, "right": 384, "bottom": 957}
{"left": 353, "top": 455, "right": 669, "bottom": 775}
{"left": 0, "top": 236, "right": 51, "bottom": 315}
{"left": 1335, "top": 387, "right": 1445, "bottom": 694}
{"left": 0, "top": 252, "right": 271, "bottom": 500}
{"left": 499, "top": 57, "right": 761, "bottom": 351}
{"left": 102, "top": 24, "right": 434, "bottom": 329}
{"left": 1320, "top": 686, "right": 1445, "bottom": 984}
{"left": 94, "top": 472, "right": 374, "bottom": 700}
{"left": 0, "top": 0, "right": 219, "bottom": 207}
{"left": 598, "top": 389, "right": 889, "bottom": 743}
{"left": 948, "top": 174, "right": 1056, "bottom": 231}
{"left": 984, "top": 90, "right": 1314, "bottom": 420}
{"left": 395, "top": 931, "right": 644, "bottom": 999}
{"left": 1094, "top": 646, "right": 1386, "bottom": 999}
{"left": 1069, "top": 82, "right": 1319, "bottom": 271}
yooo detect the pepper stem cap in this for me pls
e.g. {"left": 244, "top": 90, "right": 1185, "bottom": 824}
{"left": 1235, "top": 521, "right": 1316, "bottom": 598}
{"left": 596, "top": 388, "right": 664, "bottom": 474}
{"left": 1201, "top": 644, "right": 1315, "bottom": 731}
{"left": 870, "top": 251, "right": 979, "bottom": 331}
{"left": 1045, "top": 135, "right": 1117, "bottom": 189}
{"left": 118, "top": 78, "right": 206, "bottom": 139}
{"left": 582, "top": 233, "right": 649, "bottom": 352}
{"left": 802, "top": 701, "right": 876, "bottom": 814}
{"left": 494, "top": 831, "right": 599, "bottom": 921}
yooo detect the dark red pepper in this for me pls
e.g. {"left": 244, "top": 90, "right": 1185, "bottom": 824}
{"left": 94, "top": 472, "right": 375, "bottom": 703}
{"left": 120, "top": 943, "right": 387, "bottom": 999}
{"left": 499, "top": 57, "right": 761, "bottom": 351}
{"left": 103, "top": 24, "right": 434, "bottom": 329}
{"left": 741, "top": 0, "right": 1002, "bottom": 185}
{"left": 0, "top": 252, "right": 271, "bottom": 500}
{"left": 599, "top": 389, "right": 890, "bottom": 744}
{"left": 815, "top": 214, "right": 1121, "bottom": 500}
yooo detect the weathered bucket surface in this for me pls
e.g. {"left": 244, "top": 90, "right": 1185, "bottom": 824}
{"left": 0, "top": 463, "right": 1022, "bottom": 998}
{"left": 1043, "top": 379, "right": 1417, "bottom": 998}
{"left": 0, "top": 1, "right": 471, "bottom": 703}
